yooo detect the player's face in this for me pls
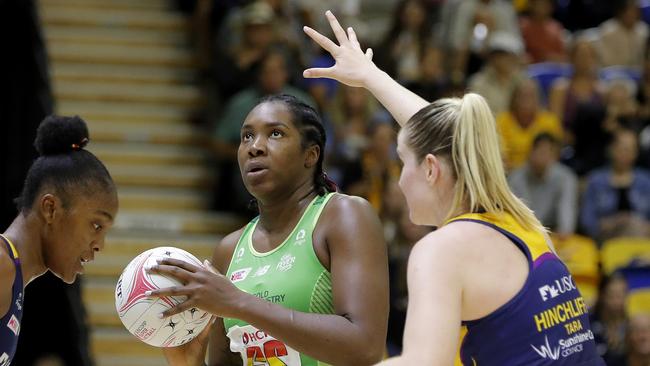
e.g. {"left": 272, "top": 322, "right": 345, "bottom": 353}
{"left": 46, "top": 190, "right": 118, "bottom": 283}
{"left": 396, "top": 133, "right": 436, "bottom": 225}
{"left": 238, "top": 102, "right": 310, "bottom": 198}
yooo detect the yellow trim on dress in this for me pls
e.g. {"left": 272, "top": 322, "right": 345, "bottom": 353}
{"left": 0, "top": 234, "right": 18, "bottom": 259}
{"left": 444, "top": 212, "right": 552, "bottom": 262}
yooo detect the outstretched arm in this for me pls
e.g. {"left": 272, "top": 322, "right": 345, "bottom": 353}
{"left": 303, "top": 11, "right": 429, "bottom": 126}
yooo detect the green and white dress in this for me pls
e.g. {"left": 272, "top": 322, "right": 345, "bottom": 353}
{"left": 224, "top": 193, "right": 336, "bottom": 366}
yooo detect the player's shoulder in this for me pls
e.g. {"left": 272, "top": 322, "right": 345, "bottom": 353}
{"left": 323, "top": 192, "right": 376, "bottom": 218}
{"left": 212, "top": 226, "right": 247, "bottom": 273}
{"left": 414, "top": 220, "right": 499, "bottom": 260}
{"left": 0, "top": 245, "right": 16, "bottom": 317}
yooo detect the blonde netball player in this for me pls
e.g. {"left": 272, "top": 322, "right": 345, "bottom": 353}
{"left": 300, "top": 11, "right": 606, "bottom": 365}
{"left": 147, "top": 94, "right": 389, "bottom": 365}
{"left": 0, "top": 116, "right": 118, "bottom": 365}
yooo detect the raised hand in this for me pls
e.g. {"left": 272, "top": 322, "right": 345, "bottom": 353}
{"left": 303, "top": 11, "right": 377, "bottom": 88}
{"left": 303, "top": 11, "right": 429, "bottom": 126}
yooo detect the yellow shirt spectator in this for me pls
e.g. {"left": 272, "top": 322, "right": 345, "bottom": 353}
{"left": 497, "top": 110, "right": 562, "bottom": 169}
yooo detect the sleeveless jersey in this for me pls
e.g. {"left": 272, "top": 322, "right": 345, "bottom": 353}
{"left": 223, "top": 193, "right": 336, "bottom": 366}
{"left": 0, "top": 234, "right": 23, "bottom": 366}
{"left": 448, "top": 213, "right": 605, "bottom": 366}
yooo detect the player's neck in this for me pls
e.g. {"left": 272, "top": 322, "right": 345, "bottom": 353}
{"left": 257, "top": 183, "right": 317, "bottom": 233}
{"left": 3, "top": 214, "right": 47, "bottom": 287}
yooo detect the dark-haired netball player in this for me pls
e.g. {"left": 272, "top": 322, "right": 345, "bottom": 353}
{"left": 0, "top": 115, "right": 118, "bottom": 364}
{"left": 147, "top": 94, "right": 390, "bottom": 366}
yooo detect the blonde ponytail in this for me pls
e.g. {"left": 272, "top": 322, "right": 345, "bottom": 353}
{"left": 404, "top": 93, "right": 546, "bottom": 233}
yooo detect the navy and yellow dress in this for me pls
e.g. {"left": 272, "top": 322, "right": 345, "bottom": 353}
{"left": 447, "top": 213, "right": 605, "bottom": 366}
{"left": 0, "top": 234, "right": 23, "bottom": 366}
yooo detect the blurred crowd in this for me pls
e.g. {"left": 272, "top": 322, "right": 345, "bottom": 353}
{"left": 185, "top": 0, "right": 650, "bottom": 363}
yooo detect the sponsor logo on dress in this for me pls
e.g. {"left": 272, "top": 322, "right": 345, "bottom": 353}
{"left": 276, "top": 254, "right": 296, "bottom": 272}
{"left": 230, "top": 267, "right": 252, "bottom": 283}
{"left": 538, "top": 275, "right": 577, "bottom": 302}
{"left": 253, "top": 265, "right": 271, "bottom": 277}
{"left": 531, "top": 330, "right": 594, "bottom": 360}
{"left": 294, "top": 229, "right": 306, "bottom": 246}
{"left": 7, "top": 314, "right": 19, "bottom": 336}
{"left": 531, "top": 336, "right": 560, "bottom": 360}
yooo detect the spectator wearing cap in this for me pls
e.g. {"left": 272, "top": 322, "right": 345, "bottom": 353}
{"left": 468, "top": 31, "right": 526, "bottom": 115}
{"left": 215, "top": 1, "right": 300, "bottom": 98}
{"left": 508, "top": 132, "right": 577, "bottom": 238}
{"left": 445, "top": 0, "right": 521, "bottom": 82}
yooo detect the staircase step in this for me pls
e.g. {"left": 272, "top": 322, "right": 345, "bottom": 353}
{"left": 86, "top": 230, "right": 229, "bottom": 277}
{"left": 112, "top": 211, "right": 242, "bottom": 235}
{"left": 88, "top": 122, "right": 202, "bottom": 145}
{"left": 117, "top": 187, "right": 209, "bottom": 211}
{"left": 91, "top": 328, "right": 164, "bottom": 358}
{"left": 95, "top": 355, "right": 167, "bottom": 366}
{"left": 107, "top": 163, "right": 213, "bottom": 188}
{"left": 44, "top": 25, "right": 187, "bottom": 48}
{"left": 89, "top": 142, "right": 205, "bottom": 165}
{"left": 57, "top": 101, "right": 193, "bottom": 125}
{"left": 52, "top": 63, "right": 195, "bottom": 85}
{"left": 40, "top": 0, "right": 173, "bottom": 12}
{"left": 41, "top": 7, "right": 188, "bottom": 31}
{"left": 107, "top": 229, "right": 225, "bottom": 251}
{"left": 48, "top": 41, "right": 194, "bottom": 67}
{"left": 53, "top": 80, "right": 203, "bottom": 106}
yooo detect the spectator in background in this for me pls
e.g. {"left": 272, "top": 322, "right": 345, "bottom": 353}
{"left": 597, "top": 0, "right": 648, "bottom": 69}
{"left": 386, "top": 200, "right": 432, "bottom": 355}
{"left": 446, "top": 0, "right": 521, "bottom": 82}
{"left": 580, "top": 129, "right": 650, "bottom": 241}
{"left": 590, "top": 274, "right": 629, "bottom": 362}
{"left": 604, "top": 81, "right": 643, "bottom": 132}
{"left": 566, "top": 80, "right": 636, "bottom": 175}
{"left": 214, "top": 1, "right": 302, "bottom": 99}
{"left": 340, "top": 123, "right": 401, "bottom": 215}
{"left": 554, "top": 0, "right": 615, "bottom": 32}
{"left": 607, "top": 312, "right": 650, "bottom": 366}
{"left": 519, "top": 0, "right": 567, "bottom": 63}
{"left": 210, "top": 51, "right": 315, "bottom": 215}
{"left": 375, "top": 0, "right": 434, "bottom": 84}
{"left": 496, "top": 78, "right": 563, "bottom": 169}
{"left": 404, "top": 47, "right": 453, "bottom": 102}
{"left": 508, "top": 133, "right": 578, "bottom": 238}
{"left": 327, "top": 86, "right": 384, "bottom": 169}
{"left": 567, "top": 103, "right": 612, "bottom": 176}
{"left": 549, "top": 37, "right": 605, "bottom": 140}
{"left": 468, "top": 31, "right": 525, "bottom": 115}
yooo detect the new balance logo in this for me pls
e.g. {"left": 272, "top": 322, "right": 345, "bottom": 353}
{"left": 531, "top": 336, "right": 560, "bottom": 360}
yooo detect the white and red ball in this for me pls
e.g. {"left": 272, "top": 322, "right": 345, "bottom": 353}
{"left": 115, "top": 246, "right": 211, "bottom": 347}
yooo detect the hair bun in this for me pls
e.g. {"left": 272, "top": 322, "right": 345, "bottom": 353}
{"left": 34, "top": 115, "right": 90, "bottom": 156}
